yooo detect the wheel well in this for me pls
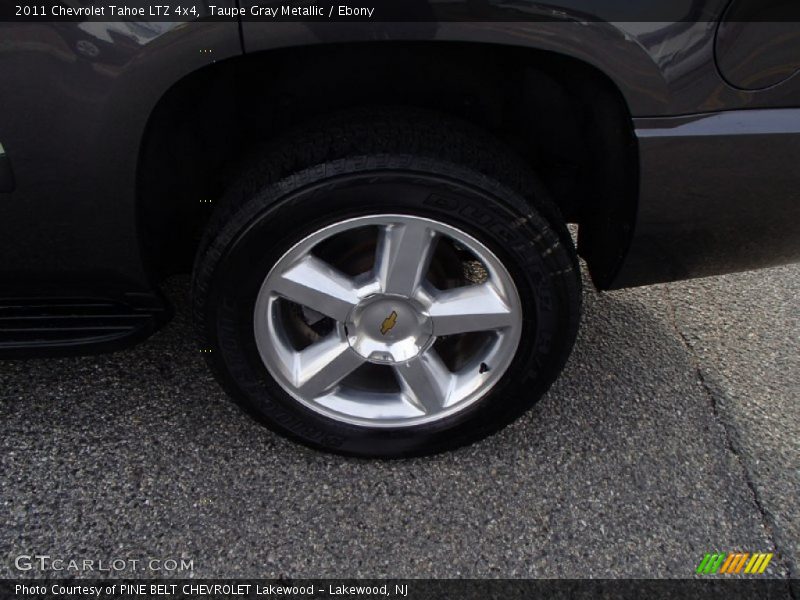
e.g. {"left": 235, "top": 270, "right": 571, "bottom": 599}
{"left": 138, "top": 41, "right": 637, "bottom": 288}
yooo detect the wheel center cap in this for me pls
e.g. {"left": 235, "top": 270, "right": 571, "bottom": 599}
{"left": 346, "top": 295, "right": 433, "bottom": 363}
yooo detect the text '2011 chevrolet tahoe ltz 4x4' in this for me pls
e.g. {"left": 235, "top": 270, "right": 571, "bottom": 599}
{"left": 1, "top": 1, "right": 799, "bottom": 456}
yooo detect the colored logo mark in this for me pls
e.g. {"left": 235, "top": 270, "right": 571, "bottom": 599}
{"left": 380, "top": 311, "right": 398, "bottom": 336}
{"left": 696, "top": 552, "right": 773, "bottom": 575}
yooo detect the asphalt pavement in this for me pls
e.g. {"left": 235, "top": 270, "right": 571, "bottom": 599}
{"left": 1, "top": 264, "right": 797, "bottom": 579}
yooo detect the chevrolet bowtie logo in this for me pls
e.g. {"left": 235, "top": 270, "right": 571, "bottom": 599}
{"left": 380, "top": 311, "right": 398, "bottom": 336}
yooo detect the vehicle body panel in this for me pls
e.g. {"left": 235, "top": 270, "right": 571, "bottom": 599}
{"left": 0, "top": 14, "right": 240, "bottom": 354}
{"left": 240, "top": 11, "right": 800, "bottom": 117}
{"left": 715, "top": 0, "right": 800, "bottom": 90}
{"left": 616, "top": 110, "right": 800, "bottom": 288}
{"left": 0, "top": 16, "right": 240, "bottom": 295}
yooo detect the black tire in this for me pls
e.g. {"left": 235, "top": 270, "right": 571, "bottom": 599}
{"left": 192, "top": 108, "right": 581, "bottom": 457}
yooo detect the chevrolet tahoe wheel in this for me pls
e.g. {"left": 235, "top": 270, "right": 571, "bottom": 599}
{"left": 252, "top": 213, "right": 523, "bottom": 427}
{"left": 192, "top": 109, "right": 581, "bottom": 457}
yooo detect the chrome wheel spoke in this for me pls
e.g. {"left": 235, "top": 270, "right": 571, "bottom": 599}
{"left": 293, "top": 334, "right": 364, "bottom": 398}
{"left": 394, "top": 350, "right": 452, "bottom": 414}
{"left": 429, "top": 283, "right": 515, "bottom": 336}
{"left": 271, "top": 255, "right": 359, "bottom": 321}
{"left": 375, "top": 221, "right": 438, "bottom": 296}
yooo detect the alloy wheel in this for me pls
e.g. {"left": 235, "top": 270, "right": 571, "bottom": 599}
{"left": 253, "top": 214, "right": 523, "bottom": 427}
